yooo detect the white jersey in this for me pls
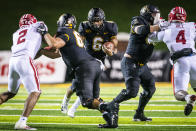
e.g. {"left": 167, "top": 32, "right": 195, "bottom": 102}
{"left": 148, "top": 22, "right": 196, "bottom": 93}
{"left": 150, "top": 22, "right": 196, "bottom": 54}
{"left": 12, "top": 22, "right": 43, "bottom": 59}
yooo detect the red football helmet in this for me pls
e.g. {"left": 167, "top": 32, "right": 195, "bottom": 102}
{"left": 19, "top": 14, "right": 37, "bottom": 28}
{"left": 168, "top": 7, "right": 187, "bottom": 22}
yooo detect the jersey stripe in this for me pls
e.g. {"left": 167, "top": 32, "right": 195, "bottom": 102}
{"left": 171, "top": 66, "right": 175, "bottom": 95}
{"left": 29, "top": 57, "right": 40, "bottom": 91}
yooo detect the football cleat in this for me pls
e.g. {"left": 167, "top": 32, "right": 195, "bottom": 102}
{"left": 67, "top": 107, "right": 76, "bottom": 118}
{"left": 98, "top": 112, "right": 118, "bottom": 128}
{"left": 14, "top": 121, "right": 37, "bottom": 130}
{"left": 133, "top": 112, "right": 152, "bottom": 121}
{"left": 98, "top": 101, "right": 119, "bottom": 128}
{"left": 184, "top": 95, "right": 196, "bottom": 116}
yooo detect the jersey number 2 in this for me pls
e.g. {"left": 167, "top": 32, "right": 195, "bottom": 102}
{"left": 17, "top": 29, "right": 28, "bottom": 44}
{"left": 176, "top": 30, "right": 186, "bottom": 44}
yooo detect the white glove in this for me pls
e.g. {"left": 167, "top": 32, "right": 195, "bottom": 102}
{"left": 159, "top": 18, "right": 169, "bottom": 30}
{"left": 37, "top": 22, "right": 48, "bottom": 35}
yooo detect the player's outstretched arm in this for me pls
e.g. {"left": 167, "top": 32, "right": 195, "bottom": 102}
{"left": 37, "top": 23, "right": 66, "bottom": 49}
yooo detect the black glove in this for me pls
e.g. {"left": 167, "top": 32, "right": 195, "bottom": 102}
{"left": 171, "top": 48, "right": 193, "bottom": 61}
{"left": 37, "top": 23, "right": 48, "bottom": 35}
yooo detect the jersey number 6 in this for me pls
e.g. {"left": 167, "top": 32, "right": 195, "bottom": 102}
{"left": 176, "top": 30, "right": 186, "bottom": 44}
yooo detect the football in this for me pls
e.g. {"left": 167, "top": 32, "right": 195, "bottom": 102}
{"left": 103, "top": 42, "right": 115, "bottom": 51}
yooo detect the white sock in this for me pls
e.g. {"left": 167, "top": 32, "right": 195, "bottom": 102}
{"left": 71, "top": 97, "right": 81, "bottom": 110}
{"left": 19, "top": 116, "right": 27, "bottom": 123}
{"left": 62, "top": 95, "right": 70, "bottom": 104}
{"left": 185, "top": 95, "right": 190, "bottom": 103}
{"left": 102, "top": 111, "right": 108, "bottom": 115}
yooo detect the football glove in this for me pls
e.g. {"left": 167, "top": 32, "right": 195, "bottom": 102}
{"left": 159, "top": 18, "right": 169, "bottom": 30}
{"left": 171, "top": 48, "right": 193, "bottom": 61}
{"left": 37, "top": 22, "right": 48, "bottom": 35}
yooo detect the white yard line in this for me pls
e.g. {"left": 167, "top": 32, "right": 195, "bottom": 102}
{"left": 0, "top": 122, "right": 195, "bottom": 126}
{"left": 0, "top": 114, "right": 196, "bottom": 118}
{"left": 0, "top": 108, "right": 195, "bottom": 112}
{"left": 2, "top": 103, "right": 186, "bottom": 106}
{"left": 11, "top": 99, "right": 179, "bottom": 102}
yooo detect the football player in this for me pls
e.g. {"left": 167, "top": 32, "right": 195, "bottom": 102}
{"left": 36, "top": 13, "right": 119, "bottom": 128}
{"left": 0, "top": 14, "right": 47, "bottom": 130}
{"left": 108, "top": 4, "right": 162, "bottom": 122}
{"left": 61, "top": 8, "right": 118, "bottom": 119}
{"left": 148, "top": 6, "right": 196, "bottom": 116}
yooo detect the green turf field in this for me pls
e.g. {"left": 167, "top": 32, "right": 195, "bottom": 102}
{"left": 0, "top": 83, "right": 196, "bottom": 131}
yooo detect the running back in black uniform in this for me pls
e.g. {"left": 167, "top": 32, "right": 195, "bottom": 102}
{"left": 37, "top": 13, "right": 119, "bottom": 128}
{"left": 79, "top": 21, "right": 118, "bottom": 62}
{"left": 111, "top": 5, "right": 161, "bottom": 122}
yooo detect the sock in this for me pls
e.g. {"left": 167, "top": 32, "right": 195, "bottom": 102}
{"left": 62, "top": 95, "right": 70, "bottom": 104}
{"left": 19, "top": 116, "right": 27, "bottom": 123}
{"left": 185, "top": 95, "right": 191, "bottom": 103}
{"left": 102, "top": 111, "right": 108, "bottom": 115}
{"left": 71, "top": 97, "right": 80, "bottom": 110}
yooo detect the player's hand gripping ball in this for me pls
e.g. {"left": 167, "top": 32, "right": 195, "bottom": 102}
{"left": 103, "top": 42, "right": 115, "bottom": 51}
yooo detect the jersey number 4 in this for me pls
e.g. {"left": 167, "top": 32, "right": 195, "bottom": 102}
{"left": 17, "top": 29, "right": 28, "bottom": 44}
{"left": 176, "top": 30, "right": 186, "bottom": 44}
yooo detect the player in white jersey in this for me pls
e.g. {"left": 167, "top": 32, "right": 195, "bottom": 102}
{"left": 0, "top": 14, "right": 47, "bottom": 130}
{"left": 148, "top": 7, "right": 196, "bottom": 116}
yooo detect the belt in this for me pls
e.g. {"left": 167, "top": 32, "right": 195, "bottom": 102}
{"left": 124, "top": 53, "right": 144, "bottom": 66}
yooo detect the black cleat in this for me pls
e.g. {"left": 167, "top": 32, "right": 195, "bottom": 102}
{"left": 98, "top": 101, "right": 119, "bottom": 128}
{"left": 184, "top": 95, "right": 196, "bottom": 116}
{"left": 184, "top": 104, "right": 193, "bottom": 116}
{"left": 133, "top": 112, "right": 152, "bottom": 121}
{"left": 98, "top": 123, "right": 118, "bottom": 128}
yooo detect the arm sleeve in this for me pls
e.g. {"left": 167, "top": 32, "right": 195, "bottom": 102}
{"left": 131, "top": 18, "right": 150, "bottom": 35}
{"left": 78, "top": 22, "right": 85, "bottom": 36}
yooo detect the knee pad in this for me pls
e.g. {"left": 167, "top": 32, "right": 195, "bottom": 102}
{"left": 141, "top": 86, "right": 156, "bottom": 99}
{"left": 114, "top": 89, "right": 137, "bottom": 103}
{"left": 81, "top": 98, "right": 94, "bottom": 109}
{"left": 175, "top": 90, "right": 188, "bottom": 101}
{"left": 126, "top": 89, "right": 138, "bottom": 98}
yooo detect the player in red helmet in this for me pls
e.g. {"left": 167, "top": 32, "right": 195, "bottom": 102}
{"left": 19, "top": 14, "right": 37, "bottom": 28}
{"left": 0, "top": 14, "right": 46, "bottom": 130}
{"left": 168, "top": 6, "right": 187, "bottom": 23}
{"left": 149, "top": 6, "right": 196, "bottom": 116}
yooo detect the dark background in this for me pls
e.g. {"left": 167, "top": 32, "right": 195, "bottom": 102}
{"left": 0, "top": 0, "right": 195, "bottom": 50}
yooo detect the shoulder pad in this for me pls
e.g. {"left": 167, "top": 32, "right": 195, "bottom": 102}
{"left": 131, "top": 17, "right": 140, "bottom": 25}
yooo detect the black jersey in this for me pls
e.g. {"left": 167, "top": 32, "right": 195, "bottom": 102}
{"left": 56, "top": 27, "right": 94, "bottom": 68}
{"left": 78, "top": 21, "right": 118, "bottom": 62}
{"left": 125, "top": 16, "right": 154, "bottom": 64}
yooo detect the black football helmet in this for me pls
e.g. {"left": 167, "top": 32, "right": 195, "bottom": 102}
{"left": 57, "top": 13, "right": 77, "bottom": 29}
{"left": 140, "top": 5, "right": 160, "bottom": 25}
{"left": 88, "top": 8, "right": 105, "bottom": 30}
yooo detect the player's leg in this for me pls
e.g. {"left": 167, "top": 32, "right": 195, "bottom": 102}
{"left": 0, "top": 58, "right": 20, "bottom": 104}
{"left": 186, "top": 57, "right": 196, "bottom": 115}
{"left": 134, "top": 65, "right": 156, "bottom": 121}
{"left": 173, "top": 58, "right": 195, "bottom": 116}
{"left": 76, "top": 60, "right": 118, "bottom": 128}
{"left": 67, "top": 97, "right": 81, "bottom": 118}
{"left": 14, "top": 57, "right": 41, "bottom": 130}
{"left": 113, "top": 58, "right": 140, "bottom": 103}
{"left": 61, "top": 79, "right": 77, "bottom": 114}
